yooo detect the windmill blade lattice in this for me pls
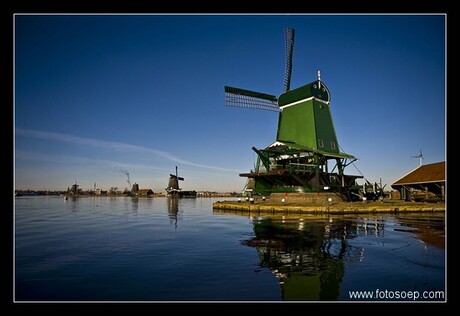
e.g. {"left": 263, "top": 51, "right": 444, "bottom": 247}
{"left": 283, "top": 27, "right": 295, "bottom": 92}
{"left": 224, "top": 86, "right": 279, "bottom": 112}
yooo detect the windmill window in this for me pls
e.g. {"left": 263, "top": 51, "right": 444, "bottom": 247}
{"left": 331, "top": 141, "right": 336, "bottom": 149}
{"left": 318, "top": 139, "right": 324, "bottom": 148}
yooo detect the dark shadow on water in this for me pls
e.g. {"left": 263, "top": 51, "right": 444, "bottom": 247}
{"left": 241, "top": 216, "right": 371, "bottom": 301}
{"left": 235, "top": 212, "right": 445, "bottom": 301}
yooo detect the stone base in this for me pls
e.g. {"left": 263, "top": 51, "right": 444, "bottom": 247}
{"left": 269, "top": 192, "right": 343, "bottom": 204}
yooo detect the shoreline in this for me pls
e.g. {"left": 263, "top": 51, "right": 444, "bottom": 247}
{"left": 212, "top": 199, "right": 445, "bottom": 214}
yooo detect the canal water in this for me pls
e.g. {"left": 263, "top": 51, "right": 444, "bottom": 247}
{"left": 14, "top": 196, "right": 445, "bottom": 302}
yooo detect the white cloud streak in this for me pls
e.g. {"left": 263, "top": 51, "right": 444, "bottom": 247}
{"left": 15, "top": 128, "right": 239, "bottom": 172}
{"left": 14, "top": 149, "right": 168, "bottom": 172}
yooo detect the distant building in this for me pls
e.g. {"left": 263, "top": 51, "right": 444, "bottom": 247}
{"left": 137, "top": 189, "right": 154, "bottom": 196}
{"left": 391, "top": 161, "right": 445, "bottom": 201}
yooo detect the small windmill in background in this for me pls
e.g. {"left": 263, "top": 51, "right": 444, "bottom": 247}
{"left": 165, "top": 166, "right": 197, "bottom": 198}
{"left": 166, "top": 166, "right": 184, "bottom": 196}
{"left": 411, "top": 150, "right": 424, "bottom": 166}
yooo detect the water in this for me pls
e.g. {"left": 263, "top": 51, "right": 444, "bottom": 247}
{"left": 14, "top": 196, "right": 445, "bottom": 302}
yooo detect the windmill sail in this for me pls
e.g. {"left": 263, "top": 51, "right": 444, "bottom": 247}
{"left": 283, "top": 27, "right": 295, "bottom": 92}
{"left": 224, "top": 86, "right": 279, "bottom": 112}
{"left": 223, "top": 27, "right": 295, "bottom": 112}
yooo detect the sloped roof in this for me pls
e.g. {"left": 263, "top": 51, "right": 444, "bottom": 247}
{"left": 138, "top": 189, "right": 154, "bottom": 195}
{"left": 392, "top": 161, "right": 445, "bottom": 186}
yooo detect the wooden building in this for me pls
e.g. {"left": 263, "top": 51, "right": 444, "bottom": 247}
{"left": 391, "top": 161, "right": 445, "bottom": 201}
{"left": 137, "top": 189, "right": 154, "bottom": 196}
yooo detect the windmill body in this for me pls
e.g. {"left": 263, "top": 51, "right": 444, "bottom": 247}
{"left": 276, "top": 80, "right": 338, "bottom": 153}
{"left": 225, "top": 28, "right": 363, "bottom": 200}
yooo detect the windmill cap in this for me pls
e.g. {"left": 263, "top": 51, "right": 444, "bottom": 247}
{"left": 278, "top": 80, "right": 330, "bottom": 107}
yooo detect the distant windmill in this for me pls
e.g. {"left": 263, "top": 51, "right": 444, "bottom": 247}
{"left": 411, "top": 150, "right": 424, "bottom": 166}
{"left": 166, "top": 166, "right": 184, "bottom": 196}
{"left": 165, "top": 166, "right": 197, "bottom": 198}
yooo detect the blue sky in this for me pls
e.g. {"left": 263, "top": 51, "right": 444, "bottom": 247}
{"left": 14, "top": 14, "right": 445, "bottom": 192}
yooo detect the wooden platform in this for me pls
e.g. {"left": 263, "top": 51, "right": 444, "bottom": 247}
{"left": 212, "top": 199, "right": 445, "bottom": 214}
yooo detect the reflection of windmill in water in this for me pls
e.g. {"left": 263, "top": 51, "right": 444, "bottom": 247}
{"left": 242, "top": 217, "right": 365, "bottom": 300}
{"left": 165, "top": 166, "right": 197, "bottom": 198}
{"left": 167, "top": 196, "right": 181, "bottom": 229}
{"left": 225, "top": 28, "right": 363, "bottom": 200}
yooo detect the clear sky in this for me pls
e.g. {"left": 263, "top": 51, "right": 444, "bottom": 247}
{"left": 14, "top": 14, "right": 446, "bottom": 192}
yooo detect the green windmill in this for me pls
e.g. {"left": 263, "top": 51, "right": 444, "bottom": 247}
{"left": 224, "top": 28, "right": 362, "bottom": 200}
